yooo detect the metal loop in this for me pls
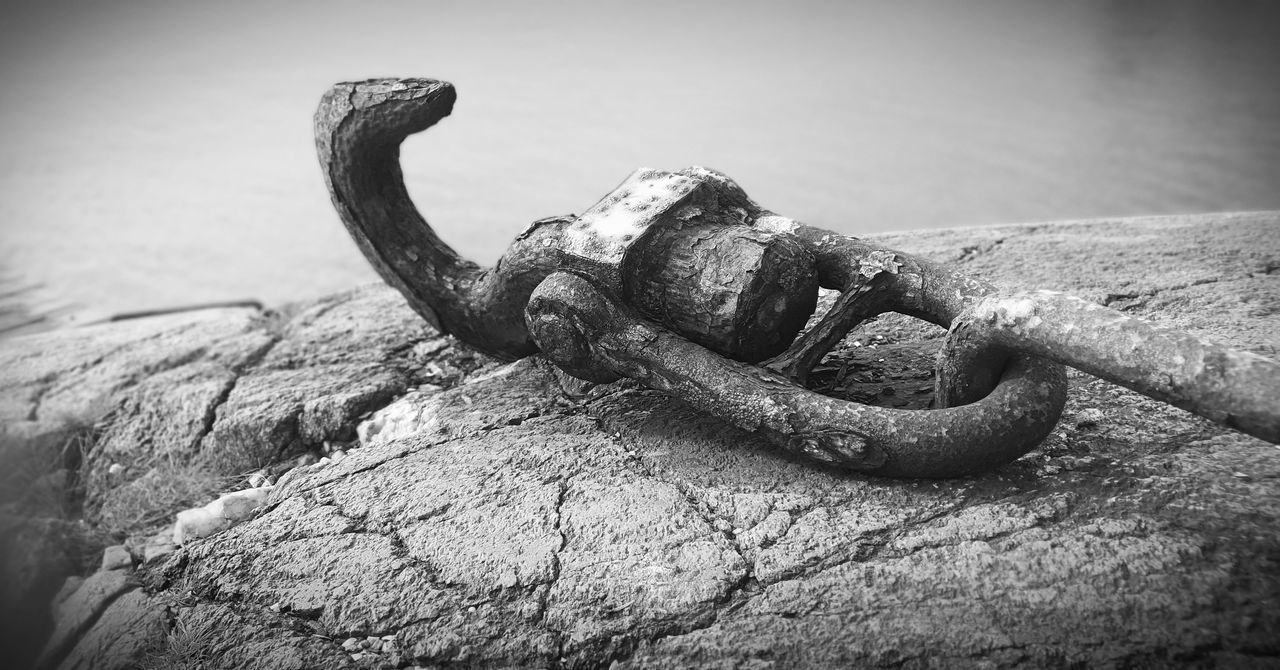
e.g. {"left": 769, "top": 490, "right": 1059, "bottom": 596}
{"left": 527, "top": 271, "right": 1067, "bottom": 478}
{"left": 938, "top": 290, "right": 1280, "bottom": 444}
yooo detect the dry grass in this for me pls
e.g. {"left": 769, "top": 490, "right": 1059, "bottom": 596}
{"left": 91, "top": 464, "right": 246, "bottom": 539}
{"left": 139, "top": 614, "right": 221, "bottom": 670}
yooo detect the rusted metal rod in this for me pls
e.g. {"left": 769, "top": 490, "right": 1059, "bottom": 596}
{"left": 937, "top": 290, "right": 1280, "bottom": 443}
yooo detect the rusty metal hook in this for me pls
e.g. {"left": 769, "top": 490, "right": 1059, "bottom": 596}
{"left": 317, "top": 77, "right": 1280, "bottom": 478}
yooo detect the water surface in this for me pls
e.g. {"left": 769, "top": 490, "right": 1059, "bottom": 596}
{"left": 2, "top": 0, "right": 1278, "bottom": 329}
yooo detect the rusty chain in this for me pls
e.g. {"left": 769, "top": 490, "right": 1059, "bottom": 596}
{"left": 317, "top": 78, "right": 1280, "bottom": 478}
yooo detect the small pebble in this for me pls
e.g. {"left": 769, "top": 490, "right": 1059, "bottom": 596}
{"left": 331, "top": 449, "right": 347, "bottom": 462}
{"left": 107, "top": 463, "right": 125, "bottom": 476}
{"left": 1075, "top": 408, "right": 1105, "bottom": 428}
{"left": 350, "top": 652, "right": 364, "bottom": 662}
{"left": 341, "top": 637, "right": 361, "bottom": 651}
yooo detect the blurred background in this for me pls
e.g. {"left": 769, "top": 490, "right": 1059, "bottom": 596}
{"left": 2, "top": 0, "right": 1278, "bottom": 334}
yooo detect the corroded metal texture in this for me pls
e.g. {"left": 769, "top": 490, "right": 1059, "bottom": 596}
{"left": 315, "top": 78, "right": 565, "bottom": 358}
{"left": 527, "top": 271, "right": 1066, "bottom": 477}
{"left": 318, "top": 76, "right": 1280, "bottom": 478}
{"left": 316, "top": 81, "right": 816, "bottom": 363}
{"left": 623, "top": 222, "right": 818, "bottom": 362}
{"left": 937, "top": 290, "right": 1280, "bottom": 443}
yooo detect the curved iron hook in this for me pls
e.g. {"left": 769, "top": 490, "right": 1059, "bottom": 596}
{"left": 316, "top": 78, "right": 567, "bottom": 359}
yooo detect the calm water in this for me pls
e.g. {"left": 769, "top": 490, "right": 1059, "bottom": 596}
{"left": 2, "top": 0, "right": 1279, "bottom": 330}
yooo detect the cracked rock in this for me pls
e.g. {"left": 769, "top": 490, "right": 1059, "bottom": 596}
{"left": 5, "top": 214, "right": 1280, "bottom": 668}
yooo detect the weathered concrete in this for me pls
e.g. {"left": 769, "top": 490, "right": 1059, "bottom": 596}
{"left": 2, "top": 212, "right": 1278, "bottom": 669}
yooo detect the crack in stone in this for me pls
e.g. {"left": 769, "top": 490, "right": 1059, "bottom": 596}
{"left": 572, "top": 398, "right": 768, "bottom": 669}
{"left": 277, "top": 296, "right": 347, "bottom": 333}
{"left": 25, "top": 377, "right": 58, "bottom": 422}
{"left": 382, "top": 528, "right": 454, "bottom": 586}
{"left": 192, "top": 376, "right": 237, "bottom": 456}
{"left": 538, "top": 476, "right": 571, "bottom": 664}
{"left": 37, "top": 579, "right": 140, "bottom": 670}
{"left": 270, "top": 416, "right": 550, "bottom": 515}
{"left": 27, "top": 320, "right": 215, "bottom": 423}
{"left": 1101, "top": 275, "right": 1226, "bottom": 310}
{"left": 955, "top": 237, "right": 1005, "bottom": 263}
{"left": 762, "top": 499, "right": 972, "bottom": 585}
{"left": 197, "top": 332, "right": 305, "bottom": 468}
{"left": 621, "top": 494, "right": 1072, "bottom": 666}
{"left": 604, "top": 566, "right": 759, "bottom": 668}
{"left": 267, "top": 439, "right": 432, "bottom": 506}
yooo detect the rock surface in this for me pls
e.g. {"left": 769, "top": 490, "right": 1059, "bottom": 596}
{"left": 2, "top": 212, "right": 1279, "bottom": 669}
